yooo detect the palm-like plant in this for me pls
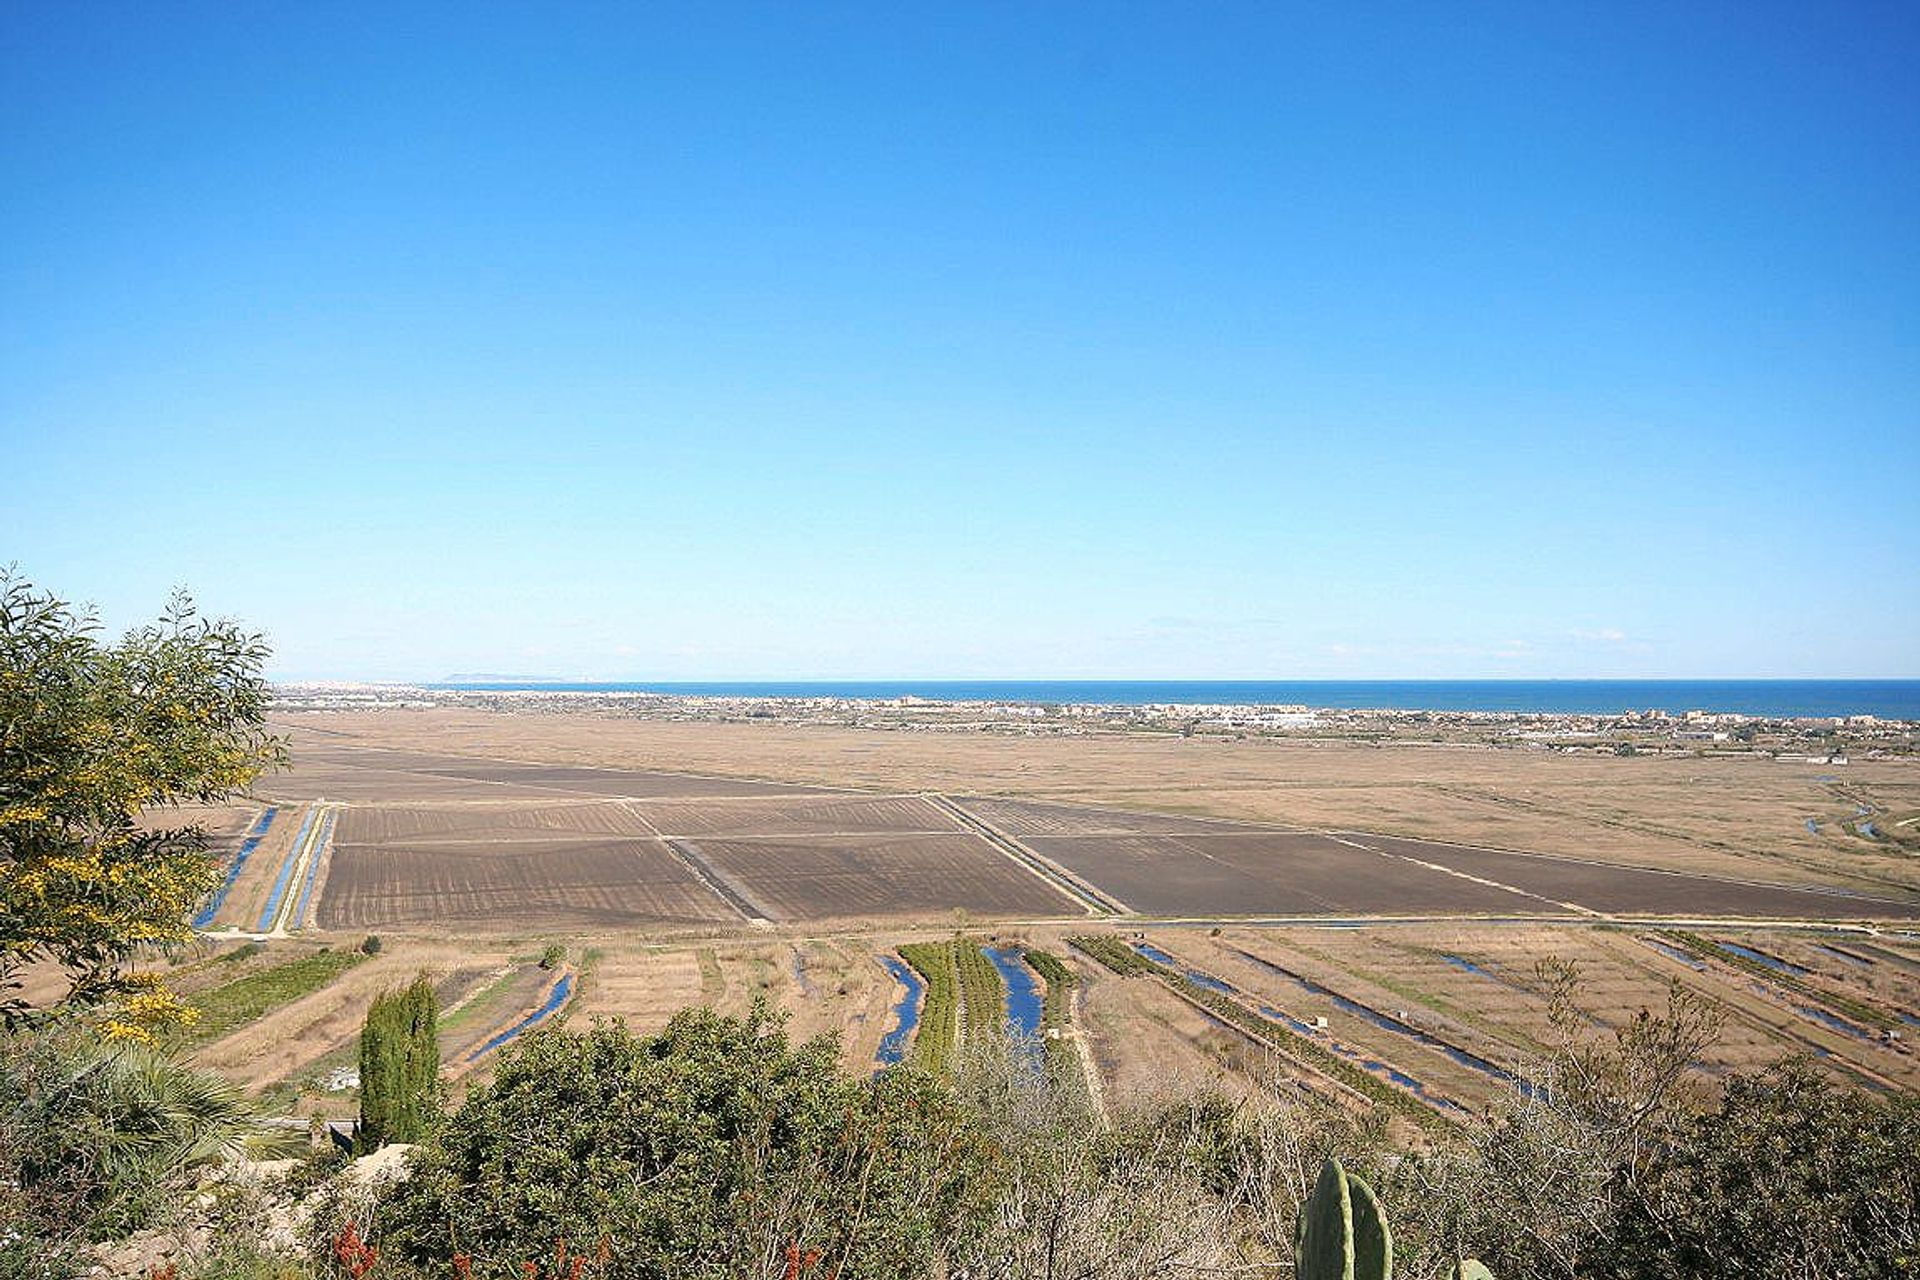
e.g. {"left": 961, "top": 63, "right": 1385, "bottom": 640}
{"left": 4, "top": 1030, "right": 295, "bottom": 1254}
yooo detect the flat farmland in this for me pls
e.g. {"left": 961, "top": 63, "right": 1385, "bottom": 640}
{"left": 408, "top": 761, "right": 825, "bottom": 799}
{"left": 1018, "top": 830, "right": 1544, "bottom": 916}
{"left": 689, "top": 833, "right": 1079, "bottom": 922}
{"left": 337, "top": 800, "right": 652, "bottom": 843}
{"left": 958, "top": 794, "right": 1920, "bottom": 920}
{"left": 1337, "top": 832, "right": 1920, "bottom": 921}
{"left": 259, "top": 736, "right": 832, "bottom": 805}
{"left": 957, "top": 795, "right": 1238, "bottom": 837}
{"left": 277, "top": 711, "right": 1920, "bottom": 897}
{"left": 254, "top": 763, "right": 549, "bottom": 804}
{"left": 317, "top": 837, "right": 737, "bottom": 931}
{"left": 630, "top": 793, "right": 960, "bottom": 838}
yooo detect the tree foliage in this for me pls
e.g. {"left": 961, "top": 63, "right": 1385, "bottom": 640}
{"left": 0, "top": 569, "right": 284, "bottom": 1035}
{"left": 1595, "top": 1059, "right": 1920, "bottom": 1279}
{"left": 358, "top": 975, "right": 440, "bottom": 1152}
{"left": 373, "top": 1002, "right": 994, "bottom": 1280}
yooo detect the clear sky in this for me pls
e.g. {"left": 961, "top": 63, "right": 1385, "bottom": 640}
{"left": 3, "top": 3, "right": 1916, "bottom": 681}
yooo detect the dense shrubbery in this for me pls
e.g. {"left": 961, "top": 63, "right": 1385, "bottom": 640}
{"left": 1, "top": 571, "right": 284, "bottom": 1036}
{"left": 1, "top": 573, "right": 287, "bottom": 1277}
{"left": 0, "top": 1028, "right": 282, "bottom": 1278}
{"left": 369, "top": 1002, "right": 991, "bottom": 1280}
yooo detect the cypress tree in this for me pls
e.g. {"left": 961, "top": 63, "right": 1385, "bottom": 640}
{"left": 357, "top": 974, "right": 440, "bottom": 1151}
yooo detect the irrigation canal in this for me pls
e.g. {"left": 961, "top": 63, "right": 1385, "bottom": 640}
{"left": 193, "top": 806, "right": 279, "bottom": 929}
{"left": 874, "top": 957, "right": 925, "bottom": 1069}
{"left": 466, "top": 971, "right": 575, "bottom": 1063}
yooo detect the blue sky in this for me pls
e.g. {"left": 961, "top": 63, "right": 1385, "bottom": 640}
{"left": 3, "top": 3, "right": 1916, "bottom": 680}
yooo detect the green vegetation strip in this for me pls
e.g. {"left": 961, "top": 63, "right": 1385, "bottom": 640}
{"left": 1024, "top": 947, "right": 1080, "bottom": 1075}
{"left": 170, "top": 947, "right": 368, "bottom": 1049}
{"left": 1666, "top": 932, "right": 1895, "bottom": 1029}
{"left": 898, "top": 938, "right": 1007, "bottom": 1072}
{"left": 1064, "top": 933, "right": 1157, "bottom": 976}
{"left": 898, "top": 941, "right": 960, "bottom": 1072}
{"left": 955, "top": 938, "right": 1004, "bottom": 1041}
{"left": 1068, "top": 934, "right": 1457, "bottom": 1133}
{"left": 1024, "top": 947, "right": 1076, "bottom": 1033}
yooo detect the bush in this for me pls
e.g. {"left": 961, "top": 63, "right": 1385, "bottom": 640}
{"left": 1595, "top": 1059, "right": 1920, "bottom": 1278}
{"left": 0, "top": 1028, "right": 274, "bottom": 1278}
{"left": 358, "top": 935, "right": 381, "bottom": 956}
{"left": 537, "top": 943, "right": 564, "bottom": 970}
{"left": 371, "top": 1002, "right": 993, "bottom": 1280}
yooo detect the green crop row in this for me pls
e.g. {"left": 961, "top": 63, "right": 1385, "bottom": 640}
{"left": 955, "top": 938, "right": 1005, "bottom": 1041}
{"left": 169, "top": 947, "right": 368, "bottom": 1049}
{"left": 1065, "top": 933, "right": 1157, "bottom": 976}
{"left": 897, "top": 938, "right": 1009, "bottom": 1072}
{"left": 1666, "top": 932, "right": 1893, "bottom": 1029}
{"left": 898, "top": 942, "right": 960, "bottom": 1072}
{"left": 1023, "top": 947, "right": 1076, "bottom": 1033}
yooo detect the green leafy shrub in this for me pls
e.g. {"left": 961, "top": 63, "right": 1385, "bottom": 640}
{"left": 372, "top": 1002, "right": 993, "bottom": 1280}
{"left": 0, "top": 1029, "right": 276, "bottom": 1277}
{"left": 358, "top": 935, "right": 382, "bottom": 956}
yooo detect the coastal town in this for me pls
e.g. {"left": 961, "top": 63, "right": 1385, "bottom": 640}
{"left": 270, "top": 682, "right": 1916, "bottom": 759}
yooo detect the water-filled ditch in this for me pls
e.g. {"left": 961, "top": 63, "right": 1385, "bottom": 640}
{"left": 193, "top": 806, "right": 279, "bottom": 928}
{"left": 1717, "top": 940, "right": 1811, "bottom": 976}
{"left": 255, "top": 807, "right": 318, "bottom": 930}
{"left": 986, "top": 947, "right": 1044, "bottom": 1038}
{"left": 1227, "top": 947, "right": 1533, "bottom": 1096}
{"left": 466, "top": 972, "right": 574, "bottom": 1062}
{"left": 874, "top": 956, "right": 924, "bottom": 1068}
{"left": 1130, "top": 942, "right": 1514, "bottom": 1112}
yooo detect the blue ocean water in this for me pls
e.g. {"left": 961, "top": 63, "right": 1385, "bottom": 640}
{"left": 431, "top": 679, "right": 1920, "bottom": 719}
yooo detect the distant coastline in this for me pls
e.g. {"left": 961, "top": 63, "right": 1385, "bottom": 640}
{"left": 421, "top": 679, "right": 1920, "bottom": 720}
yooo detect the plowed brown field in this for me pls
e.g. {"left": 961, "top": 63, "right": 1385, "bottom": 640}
{"left": 630, "top": 794, "right": 960, "bottom": 838}
{"left": 337, "top": 801, "right": 652, "bottom": 843}
{"left": 688, "top": 833, "right": 1079, "bottom": 922}
{"left": 317, "top": 837, "right": 737, "bottom": 930}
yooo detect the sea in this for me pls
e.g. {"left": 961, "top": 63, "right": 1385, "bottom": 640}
{"left": 428, "top": 680, "right": 1920, "bottom": 720}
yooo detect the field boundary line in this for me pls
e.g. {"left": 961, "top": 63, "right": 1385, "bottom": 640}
{"left": 1326, "top": 832, "right": 1601, "bottom": 918}
{"left": 1330, "top": 828, "right": 1920, "bottom": 912}
{"left": 658, "top": 838, "right": 773, "bottom": 925}
{"left": 926, "top": 794, "right": 1128, "bottom": 916}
